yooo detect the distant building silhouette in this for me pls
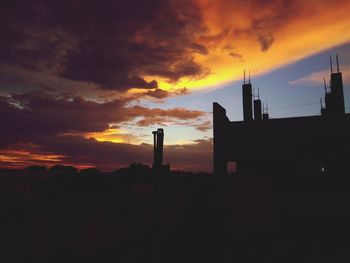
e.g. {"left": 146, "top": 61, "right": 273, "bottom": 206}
{"left": 322, "top": 55, "right": 345, "bottom": 117}
{"left": 242, "top": 70, "right": 253, "bottom": 121}
{"left": 152, "top": 128, "right": 164, "bottom": 170}
{"left": 152, "top": 128, "right": 171, "bottom": 175}
{"left": 213, "top": 56, "right": 350, "bottom": 175}
{"left": 253, "top": 88, "right": 262, "bottom": 121}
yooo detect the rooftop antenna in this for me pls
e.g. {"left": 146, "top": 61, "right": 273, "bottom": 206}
{"left": 320, "top": 98, "right": 323, "bottom": 109}
{"left": 243, "top": 69, "right": 246, "bottom": 84}
{"left": 263, "top": 103, "right": 267, "bottom": 114}
{"left": 248, "top": 69, "right": 251, "bottom": 84}
{"left": 336, "top": 54, "right": 340, "bottom": 72}
{"left": 257, "top": 87, "right": 260, "bottom": 99}
{"left": 266, "top": 103, "right": 269, "bottom": 114}
{"left": 330, "top": 56, "right": 333, "bottom": 74}
{"left": 324, "top": 77, "right": 327, "bottom": 93}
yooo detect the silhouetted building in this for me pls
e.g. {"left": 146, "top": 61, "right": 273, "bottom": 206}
{"left": 242, "top": 70, "right": 253, "bottom": 121}
{"left": 322, "top": 55, "right": 345, "bottom": 117}
{"left": 262, "top": 103, "right": 269, "bottom": 120}
{"left": 253, "top": 88, "right": 262, "bottom": 121}
{"left": 213, "top": 56, "right": 350, "bottom": 175}
{"left": 153, "top": 128, "right": 164, "bottom": 171}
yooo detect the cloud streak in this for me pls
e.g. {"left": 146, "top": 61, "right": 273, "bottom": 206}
{"left": 289, "top": 67, "right": 350, "bottom": 87}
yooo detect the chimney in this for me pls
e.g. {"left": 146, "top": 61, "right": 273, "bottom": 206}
{"left": 152, "top": 128, "right": 164, "bottom": 170}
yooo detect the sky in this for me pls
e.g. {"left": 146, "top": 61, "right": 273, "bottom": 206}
{"left": 1, "top": 0, "right": 350, "bottom": 172}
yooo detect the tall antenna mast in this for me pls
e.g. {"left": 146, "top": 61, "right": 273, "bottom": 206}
{"left": 320, "top": 98, "right": 323, "bottom": 109}
{"left": 330, "top": 56, "right": 333, "bottom": 74}
{"left": 324, "top": 77, "right": 327, "bottom": 93}
{"left": 243, "top": 70, "right": 246, "bottom": 84}
{"left": 336, "top": 54, "right": 340, "bottom": 72}
{"left": 248, "top": 69, "right": 251, "bottom": 84}
{"left": 257, "top": 87, "right": 260, "bottom": 99}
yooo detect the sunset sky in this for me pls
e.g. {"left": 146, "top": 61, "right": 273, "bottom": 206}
{"left": 1, "top": 0, "right": 350, "bottom": 172}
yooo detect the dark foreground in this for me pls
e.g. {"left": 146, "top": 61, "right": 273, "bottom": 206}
{"left": 1, "top": 171, "right": 350, "bottom": 262}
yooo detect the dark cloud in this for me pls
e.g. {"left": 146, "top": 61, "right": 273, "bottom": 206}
{"left": 130, "top": 105, "right": 205, "bottom": 127}
{"left": 143, "top": 89, "right": 169, "bottom": 99}
{"left": 137, "top": 87, "right": 190, "bottom": 100}
{"left": 145, "top": 57, "right": 210, "bottom": 83}
{"left": 0, "top": 0, "right": 209, "bottom": 91}
{"left": 4, "top": 93, "right": 126, "bottom": 134}
{"left": 197, "top": 0, "right": 311, "bottom": 53}
{"left": 174, "top": 87, "right": 190, "bottom": 96}
{"left": 0, "top": 93, "right": 205, "bottom": 146}
{"left": 229, "top": 52, "right": 244, "bottom": 61}
{"left": 190, "top": 43, "right": 209, "bottom": 55}
{"left": 222, "top": 44, "right": 234, "bottom": 50}
{"left": 257, "top": 34, "right": 274, "bottom": 52}
{"left": 136, "top": 117, "right": 168, "bottom": 127}
{"left": 194, "top": 120, "right": 212, "bottom": 132}
{"left": 248, "top": 1, "right": 300, "bottom": 52}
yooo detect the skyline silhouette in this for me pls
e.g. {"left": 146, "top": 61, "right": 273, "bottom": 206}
{"left": 1, "top": 1, "right": 350, "bottom": 171}
{"left": 2, "top": 153, "right": 350, "bottom": 262}
{"left": 214, "top": 56, "right": 350, "bottom": 175}
{"left": 2, "top": 53, "right": 349, "bottom": 173}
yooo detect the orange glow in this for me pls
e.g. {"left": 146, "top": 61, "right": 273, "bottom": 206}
{"left": 0, "top": 149, "right": 64, "bottom": 169}
{"left": 0, "top": 148, "right": 94, "bottom": 170}
{"left": 84, "top": 127, "right": 140, "bottom": 144}
{"left": 0, "top": 150, "right": 63, "bottom": 162}
{"left": 140, "top": 0, "right": 350, "bottom": 92}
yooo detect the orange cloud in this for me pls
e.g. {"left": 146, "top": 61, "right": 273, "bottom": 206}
{"left": 0, "top": 143, "right": 95, "bottom": 170}
{"left": 128, "top": 106, "right": 206, "bottom": 126}
{"left": 147, "top": 0, "right": 350, "bottom": 92}
{"left": 5, "top": 1, "right": 348, "bottom": 95}
{"left": 0, "top": 146, "right": 64, "bottom": 169}
{"left": 83, "top": 127, "right": 142, "bottom": 144}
